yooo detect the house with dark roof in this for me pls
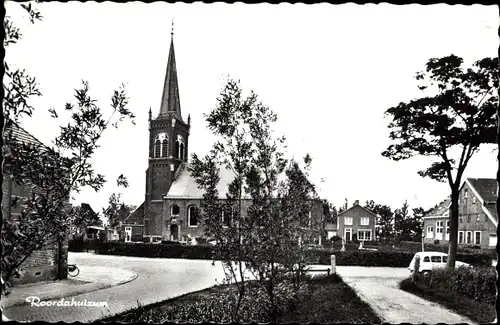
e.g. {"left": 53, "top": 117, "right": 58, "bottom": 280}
{"left": 128, "top": 29, "right": 324, "bottom": 243}
{"left": 423, "top": 178, "right": 498, "bottom": 249}
{"left": 336, "top": 200, "right": 377, "bottom": 242}
{"left": 2, "top": 120, "right": 69, "bottom": 284}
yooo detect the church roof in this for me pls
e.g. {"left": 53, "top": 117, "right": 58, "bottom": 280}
{"left": 158, "top": 28, "right": 182, "bottom": 121}
{"left": 166, "top": 162, "right": 317, "bottom": 200}
{"left": 166, "top": 163, "right": 252, "bottom": 199}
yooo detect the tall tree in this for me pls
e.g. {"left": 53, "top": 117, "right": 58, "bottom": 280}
{"left": 394, "top": 200, "right": 410, "bottom": 237}
{"left": 382, "top": 54, "right": 498, "bottom": 267}
{"left": 71, "top": 203, "right": 102, "bottom": 238}
{"left": 2, "top": 0, "right": 135, "bottom": 288}
{"left": 190, "top": 79, "right": 318, "bottom": 322}
{"left": 373, "top": 204, "right": 394, "bottom": 239}
{"left": 339, "top": 198, "right": 349, "bottom": 213}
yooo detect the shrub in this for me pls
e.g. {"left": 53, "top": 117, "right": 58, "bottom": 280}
{"left": 433, "top": 239, "right": 440, "bottom": 245}
{"left": 428, "top": 266, "right": 496, "bottom": 305}
{"left": 95, "top": 242, "right": 214, "bottom": 260}
{"left": 313, "top": 250, "right": 492, "bottom": 267}
{"left": 68, "top": 238, "right": 84, "bottom": 252}
{"left": 330, "top": 235, "right": 341, "bottom": 243}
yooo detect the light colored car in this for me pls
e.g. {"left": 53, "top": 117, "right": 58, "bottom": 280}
{"left": 408, "top": 251, "right": 471, "bottom": 276}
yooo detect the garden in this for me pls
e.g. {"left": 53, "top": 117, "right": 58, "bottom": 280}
{"left": 104, "top": 273, "right": 381, "bottom": 323}
{"left": 399, "top": 265, "right": 497, "bottom": 323}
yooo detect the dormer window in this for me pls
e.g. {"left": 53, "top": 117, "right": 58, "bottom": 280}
{"left": 154, "top": 133, "right": 168, "bottom": 158}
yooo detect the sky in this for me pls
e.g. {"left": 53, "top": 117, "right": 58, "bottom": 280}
{"left": 5, "top": 2, "right": 499, "bottom": 216}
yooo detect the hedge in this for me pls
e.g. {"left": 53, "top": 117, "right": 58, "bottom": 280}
{"left": 428, "top": 266, "right": 497, "bottom": 305}
{"left": 314, "top": 250, "right": 492, "bottom": 267}
{"left": 68, "top": 239, "right": 103, "bottom": 252}
{"left": 95, "top": 241, "right": 214, "bottom": 260}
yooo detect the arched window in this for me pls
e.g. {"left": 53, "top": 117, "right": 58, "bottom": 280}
{"left": 188, "top": 206, "right": 198, "bottom": 227}
{"left": 171, "top": 204, "right": 180, "bottom": 216}
{"left": 175, "top": 135, "right": 185, "bottom": 159}
{"left": 161, "top": 139, "right": 168, "bottom": 157}
{"left": 154, "top": 140, "right": 161, "bottom": 158}
{"left": 154, "top": 133, "right": 168, "bottom": 158}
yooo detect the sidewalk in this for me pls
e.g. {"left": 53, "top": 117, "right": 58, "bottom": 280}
{"left": 1, "top": 265, "right": 137, "bottom": 311}
{"left": 341, "top": 276, "right": 477, "bottom": 324}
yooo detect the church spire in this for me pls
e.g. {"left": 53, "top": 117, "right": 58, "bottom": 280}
{"left": 158, "top": 20, "right": 182, "bottom": 119}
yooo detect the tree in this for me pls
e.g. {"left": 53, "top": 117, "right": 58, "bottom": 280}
{"left": 339, "top": 198, "right": 349, "bottom": 213}
{"left": 190, "top": 79, "right": 318, "bottom": 322}
{"left": 394, "top": 200, "right": 410, "bottom": 237}
{"left": 382, "top": 54, "right": 498, "bottom": 267}
{"left": 374, "top": 204, "right": 394, "bottom": 239}
{"left": 2, "top": 2, "right": 135, "bottom": 287}
{"left": 322, "top": 199, "right": 337, "bottom": 224}
{"left": 71, "top": 203, "right": 102, "bottom": 238}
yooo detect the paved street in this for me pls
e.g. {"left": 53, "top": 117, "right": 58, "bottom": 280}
{"left": 2, "top": 253, "right": 480, "bottom": 323}
{"left": 2, "top": 253, "right": 229, "bottom": 322}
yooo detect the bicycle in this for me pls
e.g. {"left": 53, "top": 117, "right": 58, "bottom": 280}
{"left": 68, "top": 264, "right": 80, "bottom": 277}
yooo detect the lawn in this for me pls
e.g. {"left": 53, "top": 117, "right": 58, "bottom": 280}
{"left": 399, "top": 276, "right": 496, "bottom": 324}
{"left": 104, "top": 274, "right": 382, "bottom": 323}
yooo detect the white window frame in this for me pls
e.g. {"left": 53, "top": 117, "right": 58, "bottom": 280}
{"left": 187, "top": 206, "right": 198, "bottom": 228}
{"left": 435, "top": 221, "right": 443, "bottom": 240}
{"left": 360, "top": 217, "right": 369, "bottom": 226}
{"left": 154, "top": 133, "right": 168, "bottom": 158}
{"left": 489, "top": 234, "right": 497, "bottom": 247}
{"left": 458, "top": 231, "right": 464, "bottom": 244}
{"left": 472, "top": 197, "right": 476, "bottom": 204}
{"left": 344, "top": 227, "right": 352, "bottom": 241}
{"left": 344, "top": 216, "right": 353, "bottom": 226}
{"left": 426, "top": 226, "right": 434, "bottom": 239}
{"left": 445, "top": 221, "right": 450, "bottom": 240}
{"left": 474, "top": 231, "right": 481, "bottom": 245}
{"left": 464, "top": 188, "right": 468, "bottom": 199}
{"left": 466, "top": 231, "right": 472, "bottom": 244}
{"left": 308, "top": 211, "right": 312, "bottom": 228}
{"left": 358, "top": 229, "right": 372, "bottom": 241}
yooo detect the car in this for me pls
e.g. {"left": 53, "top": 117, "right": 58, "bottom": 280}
{"left": 408, "top": 251, "right": 471, "bottom": 277}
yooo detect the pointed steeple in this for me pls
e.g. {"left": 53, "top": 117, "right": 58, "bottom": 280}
{"left": 158, "top": 20, "right": 182, "bottom": 119}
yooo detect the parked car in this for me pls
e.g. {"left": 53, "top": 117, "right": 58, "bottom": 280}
{"left": 408, "top": 251, "right": 471, "bottom": 276}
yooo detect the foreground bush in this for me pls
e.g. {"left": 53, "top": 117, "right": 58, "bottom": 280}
{"left": 106, "top": 274, "right": 381, "bottom": 324}
{"left": 314, "top": 250, "right": 492, "bottom": 267}
{"left": 400, "top": 266, "right": 496, "bottom": 323}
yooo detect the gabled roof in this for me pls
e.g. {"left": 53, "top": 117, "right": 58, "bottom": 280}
{"left": 3, "top": 119, "right": 47, "bottom": 149}
{"left": 467, "top": 178, "right": 497, "bottom": 203}
{"left": 167, "top": 163, "right": 252, "bottom": 199}
{"left": 465, "top": 178, "right": 497, "bottom": 226}
{"left": 166, "top": 162, "right": 316, "bottom": 200}
{"left": 337, "top": 204, "right": 378, "bottom": 218}
{"left": 125, "top": 202, "right": 144, "bottom": 225}
{"left": 423, "top": 198, "right": 451, "bottom": 219}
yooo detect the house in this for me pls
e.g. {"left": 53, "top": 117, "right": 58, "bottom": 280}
{"left": 325, "top": 222, "right": 338, "bottom": 239}
{"left": 336, "top": 200, "right": 377, "bottom": 242}
{"left": 423, "top": 178, "right": 498, "bottom": 249}
{"left": 2, "top": 120, "right": 69, "bottom": 284}
{"left": 129, "top": 29, "right": 325, "bottom": 243}
{"left": 120, "top": 204, "right": 144, "bottom": 242}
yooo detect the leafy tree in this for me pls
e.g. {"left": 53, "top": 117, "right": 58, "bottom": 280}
{"left": 339, "top": 198, "right": 349, "bottom": 213}
{"left": 190, "top": 79, "right": 318, "bottom": 322}
{"left": 2, "top": 1, "right": 135, "bottom": 288}
{"left": 394, "top": 200, "right": 410, "bottom": 236}
{"left": 71, "top": 203, "right": 102, "bottom": 238}
{"left": 364, "top": 201, "right": 394, "bottom": 239}
{"left": 382, "top": 54, "right": 498, "bottom": 267}
{"left": 322, "top": 199, "right": 337, "bottom": 224}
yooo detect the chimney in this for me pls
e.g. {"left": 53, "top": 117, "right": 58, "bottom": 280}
{"left": 354, "top": 200, "right": 359, "bottom": 206}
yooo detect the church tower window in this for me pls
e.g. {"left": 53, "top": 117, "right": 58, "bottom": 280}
{"left": 175, "top": 135, "right": 185, "bottom": 159}
{"left": 154, "top": 133, "right": 168, "bottom": 158}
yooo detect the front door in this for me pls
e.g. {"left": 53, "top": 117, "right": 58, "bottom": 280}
{"left": 170, "top": 224, "right": 179, "bottom": 241}
{"left": 345, "top": 228, "right": 352, "bottom": 242}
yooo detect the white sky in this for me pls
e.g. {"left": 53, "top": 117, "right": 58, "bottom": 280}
{"left": 5, "top": 2, "right": 499, "bottom": 214}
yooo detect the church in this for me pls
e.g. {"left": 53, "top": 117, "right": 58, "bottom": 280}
{"left": 128, "top": 29, "right": 324, "bottom": 244}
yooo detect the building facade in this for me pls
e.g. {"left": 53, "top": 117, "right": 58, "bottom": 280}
{"left": 129, "top": 31, "right": 324, "bottom": 243}
{"left": 336, "top": 201, "right": 377, "bottom": 242}
{"left": 2, "top": 121, "right": 69, "bottom": 284}
{"left": 423, "top": 178, "right": 498, "bottom": 249}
